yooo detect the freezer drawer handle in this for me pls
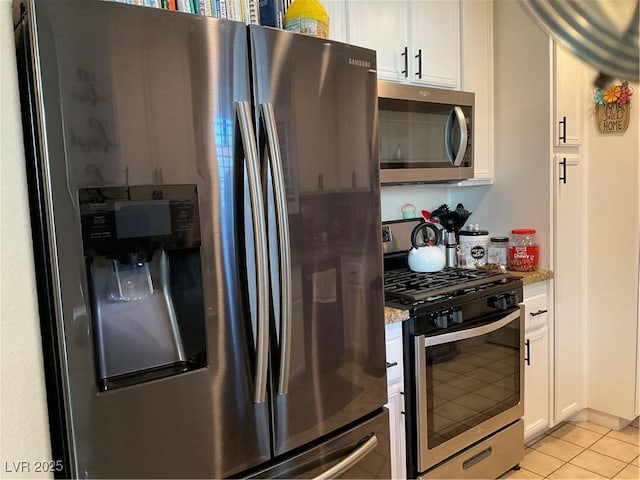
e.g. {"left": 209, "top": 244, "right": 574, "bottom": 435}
{"left": 311, "top": 434, "right": 378, "bottom": 480}
{"left": 261, "top": 102, "right": 292, "bottom": 395}
{"left": 237, "top": 101, "right": 269, "bottom": 404}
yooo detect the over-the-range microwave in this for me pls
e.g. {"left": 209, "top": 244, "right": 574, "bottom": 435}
{"left": 378, "top": 81, "right": 474, "bottom": 184}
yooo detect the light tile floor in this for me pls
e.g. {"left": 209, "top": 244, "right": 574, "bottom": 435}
{"left": 500, "top": 420, "right": 640, "bottom": 479}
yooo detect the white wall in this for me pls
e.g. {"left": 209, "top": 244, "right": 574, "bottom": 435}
{"left": 0, "top": 0, "right": 53, "bottom": 476}
{"left": 585, "top": 70, "right": 640, "bottom": 420}
{"left": 452, "top": 0, "right": 552, "bottom": 268}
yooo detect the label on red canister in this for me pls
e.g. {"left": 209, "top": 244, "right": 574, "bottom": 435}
{"left": 508, "top": 245, "right": 539, "bottom": 271}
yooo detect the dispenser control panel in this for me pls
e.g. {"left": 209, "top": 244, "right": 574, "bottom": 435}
{"left": 79, "top": 185, "right": 200, "bottom": 258}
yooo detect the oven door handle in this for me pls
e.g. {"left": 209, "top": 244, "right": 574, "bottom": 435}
{"left": 423, "top": 310, "right": 521, "bottom": 348}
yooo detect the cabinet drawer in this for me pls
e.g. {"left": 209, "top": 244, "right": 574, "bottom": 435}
{"left": 525, "top": 294, "right": 549, "bottom": 331}
{"left": 385, "top": 323, "right": 404, "bottom": 386}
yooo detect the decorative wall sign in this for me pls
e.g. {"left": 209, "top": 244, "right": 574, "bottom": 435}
{"left": 593, "top": 82, "right": 633, "bottom": 134}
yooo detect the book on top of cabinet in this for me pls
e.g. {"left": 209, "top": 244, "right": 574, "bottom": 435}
{"left": 108, "top": 0, "right": 260, "bottom": 23}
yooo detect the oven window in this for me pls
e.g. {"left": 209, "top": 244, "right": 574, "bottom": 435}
{"left": 424, "top": 319, "right": 520, "bottom": 449}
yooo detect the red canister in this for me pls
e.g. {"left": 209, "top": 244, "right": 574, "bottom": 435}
{"left": 508, "top": 228, "right": 539, "bottom": 271}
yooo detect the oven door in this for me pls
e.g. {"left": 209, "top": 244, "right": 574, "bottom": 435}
{"left": 414, "top": 308, "right": 524, "bottom": 473}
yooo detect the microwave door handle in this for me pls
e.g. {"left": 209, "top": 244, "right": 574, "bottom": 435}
{"left": 423, "top": 310, "right": 521, "bottom": 348}
{"left": 444, "top": 106, "right": 468, "bottom": 167}
{"left": 236, "top": 101, "right": 269, "bottom": 404}
{"left": 261, "top": 102, "right": 293, "bottom": 396}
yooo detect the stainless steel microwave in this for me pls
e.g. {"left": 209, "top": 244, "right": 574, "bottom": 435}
{"left": 378, "top": 81, "right": 474, "bottom": 184}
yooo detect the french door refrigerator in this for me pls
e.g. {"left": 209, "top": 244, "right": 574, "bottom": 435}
{"left": 14, "top": 0, "right": 390, "bottom": 478}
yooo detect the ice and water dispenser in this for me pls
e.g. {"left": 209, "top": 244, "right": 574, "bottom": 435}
{"left": 80, "top": 185, "right": 207, "bottom": 391}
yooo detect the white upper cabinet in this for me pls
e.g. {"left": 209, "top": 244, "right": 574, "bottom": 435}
{"left": 324, "top": 0, "right": 347, "bottom": 43}
{"left": 461, "top": 0, "right": 493, "bottom": 181}
{"left": 553, "top": 43, "right": 585, "bottom": 147}
{"left": 345, "top": 1, "right": 408, "bottom": 81}
{"left": 408, "top": 0, "right": 460, "bottom": 88}
{"left": 345, "top": 0, "right": 460, "bottom": 89}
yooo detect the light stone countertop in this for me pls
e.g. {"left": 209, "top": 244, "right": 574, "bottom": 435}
{"left": 383, "top": 269, "right": 554, "bottom": 325}
{"left": 507, "top": 268, "right": 554, "bottom": 285}
{"left": 384, "top": 306, "right": 409, "bottom": 325}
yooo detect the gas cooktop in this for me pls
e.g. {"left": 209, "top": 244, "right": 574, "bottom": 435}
{"left": 384, "top": 267, "right": 517, "bottom": 309}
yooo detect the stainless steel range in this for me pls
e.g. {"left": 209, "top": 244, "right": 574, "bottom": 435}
{"left": 383, "top": 219, "right": 525, "bottom": 479}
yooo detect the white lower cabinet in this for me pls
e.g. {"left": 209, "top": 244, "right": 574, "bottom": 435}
{"left": 522, "top": 282, "right": 553, "bottom": 442}
{"left": 385, "top": 322, "right": 406, "bottom": 480}
{"left": 524, "top": 326, "right": 550, "bottom": 441}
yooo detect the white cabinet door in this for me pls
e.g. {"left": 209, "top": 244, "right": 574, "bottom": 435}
{"left": 524, "top": 326, "right": 550, "bottom": 441}
{"left": 386, "top": 383, "right": 406, "bottom": 480}
{"left": 324, "top": 0, "right": 347, "bottom": 43}
{"left": 461, "top": 0, "right": 493, "bottom": 180}
{"left": 346, "top": 0, "right": 408, "bottom": 82}
{"left": 346, "top": 0, "right": 460, "bottom": 88}
{"left": 553, "top": 43, "right": 584, "bottom": 146}
{"left": 554, "top": 153, "right": 586, "bottom": 421}
{"left": 385, "top": 322, "right": 404, "bottom": 386}
{"left": 385, "top": 322, "right": 406, "bottom": 479}
{"left": 409, "top": 0, "right": 460, "bottom": 89}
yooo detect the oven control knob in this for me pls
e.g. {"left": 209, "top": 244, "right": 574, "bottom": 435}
{"left": 506, "top": 293, "right": 519, "bottom": 307}
{"left": 450, "top": 310, "right": 463, "bottom": 324}
{"left": 433, "top": 314, "right": 448, "bottom": 329}
{"left": 488, "top": 295, "right": 508, "bottom": 311}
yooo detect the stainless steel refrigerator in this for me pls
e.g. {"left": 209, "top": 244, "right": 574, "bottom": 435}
{"left": 14, "top": 0, "right": 390, "bottom": 478}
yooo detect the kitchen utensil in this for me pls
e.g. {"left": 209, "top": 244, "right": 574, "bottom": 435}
{"left": 408, "top": 222, "right": 446, "bottom": 273}
{"left": 430, "top": 203, "right": 472, "bottom": 232}
{"left": 430, "top": 203, "right": 472, "bottom": 267}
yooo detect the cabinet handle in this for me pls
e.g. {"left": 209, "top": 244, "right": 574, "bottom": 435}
{"left": 559, "top": 116, "right": 567, "bottom": 143}
{"left": 386, "top": 361, "right": 398, "bottom": 369}
{"left": 559, "top": 158, "right": 567, "bottom": 184}
{"left": 529, "top": 309, "right": 548, "bottom": 317}
{"left": 415, "top": 48, "right": 422, "bottom": 79}
{"left": 317, "top": 173, "right": 323, "bottom": 190}
{"left": 401, "top": 46, "right": 408, "bottom": 78}
{"left": 524, "top": 339, "right": 531, "bottom": 366}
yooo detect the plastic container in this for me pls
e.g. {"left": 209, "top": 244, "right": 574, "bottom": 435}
{"left": 283, "top": 0, "right": 329, "bottom": 39}
{"left": 458, "top": 227, "right": 489, "bottom": 268}
{"left": 508, "top": 228, "right": 539, "bottom": 271}
{"left": 487, "top": 236, "right": 509, "bottom": 267}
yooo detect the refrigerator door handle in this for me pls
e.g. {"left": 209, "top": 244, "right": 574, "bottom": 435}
{"left": 311, "top": 434, "right": 379, "bottom": 480}
{"left": 261, "top": 102, "right": 292, "bottom": 396}
{"left": 237, "top": 101, "right": 269, "bottom": 404}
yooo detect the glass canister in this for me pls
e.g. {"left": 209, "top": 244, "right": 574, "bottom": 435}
{"left": 458, "top": 226, "right": 489, "bottom": 268}
{"left": 487, "top": 236, "right": 509, "bottom": 267}
{"left": 508, "top": 228, "right": 539, "bottom": 271}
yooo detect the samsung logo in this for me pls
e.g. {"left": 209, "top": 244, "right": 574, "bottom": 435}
{"left": 349, "top": 58, "right": 372, "bottom": 68}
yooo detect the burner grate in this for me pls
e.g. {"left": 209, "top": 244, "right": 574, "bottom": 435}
{"left": 384, "top": 267, "right": 508, "bottom": 303}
